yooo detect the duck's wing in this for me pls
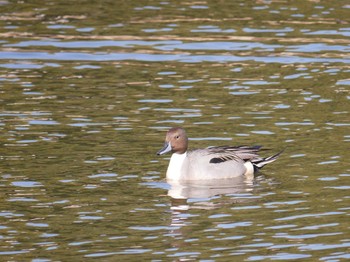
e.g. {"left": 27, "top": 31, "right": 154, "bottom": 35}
{"left": 206, "top": 145, "right": 262, "bottom": 164}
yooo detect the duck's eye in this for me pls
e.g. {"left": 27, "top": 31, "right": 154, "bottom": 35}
{"left": 175, "top": 135, "right": 180, "bottom": 139}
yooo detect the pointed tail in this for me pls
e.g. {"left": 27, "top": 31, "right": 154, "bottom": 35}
{"left": 252, "top": 149, "right": 284, "bottom": 170}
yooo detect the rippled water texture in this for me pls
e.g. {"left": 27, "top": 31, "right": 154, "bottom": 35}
{"left": 1, "top": 0, "right": 350, "bottom": 261}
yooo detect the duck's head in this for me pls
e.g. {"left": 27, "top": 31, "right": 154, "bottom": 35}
{"left": 157, "top": 127, "right": 188, "bottom": 155}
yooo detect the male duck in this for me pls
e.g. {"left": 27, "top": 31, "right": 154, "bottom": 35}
{"left": 157, "top": 127, "right": 282, "bottom": 181}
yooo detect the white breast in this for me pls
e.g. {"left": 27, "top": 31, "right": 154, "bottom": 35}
{"left": 166, "top": 152, "right": 187, "bottom": 180}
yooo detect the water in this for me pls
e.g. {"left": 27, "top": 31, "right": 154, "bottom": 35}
{"left": 1, "top": 0, "right": 349, "bottom": 260}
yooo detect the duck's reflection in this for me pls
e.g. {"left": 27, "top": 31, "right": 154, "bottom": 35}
{"left": 166, "top": 176, "right": 267, "bottom": 222}
{"left": 167, "top": 176, "right": 256, "bottom": 200}
{"left": 165, "top": 176, "right": 266, "bottom": 250}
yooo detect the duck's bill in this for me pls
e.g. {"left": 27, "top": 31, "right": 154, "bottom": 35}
{"left": 157, "top": 142, "right": 172, "bottom": 155}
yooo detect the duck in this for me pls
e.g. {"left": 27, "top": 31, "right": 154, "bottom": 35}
{"left": 157, "top": 127, "right": 282, "bottom": 181}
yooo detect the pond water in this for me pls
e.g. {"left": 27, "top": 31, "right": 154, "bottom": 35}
{"left": 0, "top": 0, "right": 350, "bottom": 261}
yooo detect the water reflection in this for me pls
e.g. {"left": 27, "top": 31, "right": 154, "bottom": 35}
{"left": 166, "top": 177, "right": 263, "bottom": 234}
{"left": 167, "top": 177, "right": 256, "bottom": 200}
{"left": 2, "top": 49, "right": 350, "bottom": 64}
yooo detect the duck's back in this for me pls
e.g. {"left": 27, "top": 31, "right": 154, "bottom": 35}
{"left": 182, "top": 149, "right": 247, "bottom": 180}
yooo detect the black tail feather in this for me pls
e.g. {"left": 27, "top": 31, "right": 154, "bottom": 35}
{"left": 252, "top": 149, "right": 285, "bottom": 170}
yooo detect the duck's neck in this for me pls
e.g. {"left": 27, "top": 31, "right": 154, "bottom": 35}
{"left": 166, "top": 152, "right": 187, "bottom": 181}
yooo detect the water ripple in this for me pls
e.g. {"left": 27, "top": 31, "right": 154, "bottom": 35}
{"left": 1, "top": 51, "right": 349, "bottom": 64}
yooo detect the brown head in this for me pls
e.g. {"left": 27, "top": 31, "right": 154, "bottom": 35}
{"left": 157, "top": 127, "right": 188, "bottom": 155}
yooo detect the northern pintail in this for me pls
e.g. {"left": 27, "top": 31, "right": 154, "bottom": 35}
{"left": 157, "top": 127, "right": 282, "bottom": 181}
